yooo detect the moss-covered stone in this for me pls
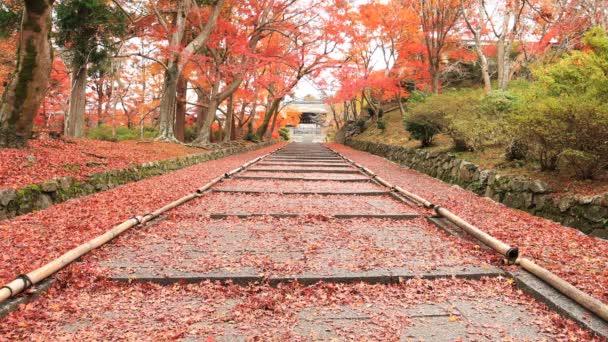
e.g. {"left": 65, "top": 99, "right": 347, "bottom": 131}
{"left": 347, "top": 138, "right": 607, "bottom": 239}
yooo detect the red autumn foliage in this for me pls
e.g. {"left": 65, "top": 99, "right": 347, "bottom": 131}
{"left": 0, "top": 136, "right": 203, "bottom": 190}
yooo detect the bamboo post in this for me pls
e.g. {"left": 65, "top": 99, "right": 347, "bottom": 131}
{"left": 0, "top": 145, "right": 282, "bottom": 304}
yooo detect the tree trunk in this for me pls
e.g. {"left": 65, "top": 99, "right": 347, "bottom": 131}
{"left": 267, "top": 106, "right": 280, "bottom": 140}
{"left": 223, "top": 94, "right": 234, "bottom": 142}
{"left": 430, "top": 62, "right": 440, "bottom": 94}
{"left": 256, "top": 98, "right": 280, "bottom": 138}
{"left": 196, "top": 96, "right": 218, "bottom": 144}
{"left": 174, "top": 74, "right": 187, "bottom": 142}
{"left": 157, "top": 63, "right": 180, "bottom": 142}
{"left": 0, "top": 0, "right": 54, "bottom": 148}
{"left": 196, "top": 88, "right": 241, "bottom": 144}
{"left": 96, "top": 83, "right": 104, "bottom": 127}
{"left": 65, "top": 63, "right": 87, "bottom": 137}
{"left": 156, "top": 0, "right": 188, "bottom": 142}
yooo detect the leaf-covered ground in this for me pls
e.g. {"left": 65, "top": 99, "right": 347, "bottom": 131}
{"left": 0, "top": 136, "right": 218, "bottom": 189}
{"left": 328, "top": 143, "right": 608, "bottom": 303}
{"left": 0, "top": 143, "right": 282, "bottom": 285}
{"left": 1, "top": 278, "right": 597, "bottom": 340}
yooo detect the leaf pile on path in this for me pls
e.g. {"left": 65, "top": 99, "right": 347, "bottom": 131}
{"left": 86, "top": 216, "right": 494, "bottom": 278}
{"left": 0, "top": 136, "right": 209, "bottom": 189}
{"left": 0, "top": 144, "right": 282, "bottom": 285}
{"left": 0, "top": 278, "right": 596, "bottom": 340}
{"left": 328, "top": 143, "right": 608, "bottom": 303}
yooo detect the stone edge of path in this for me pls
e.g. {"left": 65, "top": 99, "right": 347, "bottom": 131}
{"left": 345, "top": 139, "right": 608, "bottom": 239}
{"left": 0, "top": 140, "right": 280, "bottom": 222}
{"left": 428, "top": 216, "right": 608, "bottom": 338}
{"left": 107, "top": 268, "right": 504, "bottom": 286}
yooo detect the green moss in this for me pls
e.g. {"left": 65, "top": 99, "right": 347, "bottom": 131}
{"left": 9, "top": 38, "right": 37, "bottom": 126}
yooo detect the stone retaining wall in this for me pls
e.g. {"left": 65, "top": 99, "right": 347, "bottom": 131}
{"left": 0, "top": 141, "right": 279, "bottom": 221}
{"left": 346, "top": 139, "right": 608, "bottom": 239}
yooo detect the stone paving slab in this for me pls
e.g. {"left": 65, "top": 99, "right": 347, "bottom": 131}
{"left": 92, "top": 217, "right": 499, "bottom": 284}
{"left": 182, "top": 192, "right": 419, "bottom": 216}
{"left": 235, "top": 174, "right": 372, "bottom": 181}
{"left": 213, "top": 189, "right": 390, "bottom": 196}
{"left": 256, "top": 162, "right": 352, "bottom": 167}
{"left": 247, "top": 168, "right": 362, "bottom": 174}
{"left": 216, "top": 179, "right": 384, "bottom": 193}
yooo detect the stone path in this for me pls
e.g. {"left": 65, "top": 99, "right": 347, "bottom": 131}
{"left": 1, "top": 143, "right": 601, "bottom": 340}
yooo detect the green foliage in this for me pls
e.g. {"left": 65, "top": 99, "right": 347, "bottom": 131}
{"left": 0, "top": 5, "right": 20, "bottom": 38}
{"left": 510, "top": 27, "right": 608, "bottom": 177}
{"left": 184, "top": 125, "right": 198, "bottom": 143}
{"left": 245, "top": 131, "right": 260, "bottom": 142}
{"left": 376, "top": 120, "right": 386, "bottom": 131}
{"left": 405, "top": 88, "right": 511, "bottom": 151}
{"left": 560, "top": 149, "right": 602, "bottom": 179}
{"left": 278, "top": 128, "right": 290, "bottom": 141}
{"left": 212, "top": 128, "right": 224, "bottom": 141}
{"left": 86, "top": 125, "right": 143, "bottom": 142}
{"left": 355, "top": 119, "right": 366, "bottom": 128}
{"left": 404, "top": 120, "right": 440, "bottom": 147}
{"left": 55, "top": 0, "right": 127, "bottom": 68}
{"left": 406, "top": 91, "right": 429, "bottom": 105}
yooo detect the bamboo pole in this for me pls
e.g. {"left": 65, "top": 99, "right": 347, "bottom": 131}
{"left": 435, "top": 206, "right": 518, "bottom": 260}
{"left": 0, "top": 145, "right": 282, "bottom": 304}
{"left": 517, "top": 257, "right": 608, "bottom": 322}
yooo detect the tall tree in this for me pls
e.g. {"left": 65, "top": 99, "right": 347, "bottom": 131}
{"left": 0, "top": 0, "right": 54, "bottom": 148}
{"left": 55, "top": 0, "right": 127, "bottom": 137}
{"left": 460, "top": 0, "right": 492, "bottom": 93}
{"left": 414, "top": 0, "right": 461, "bottom": 93}
{"left": 154, "top": 0, "right": 224, "bottom": 142}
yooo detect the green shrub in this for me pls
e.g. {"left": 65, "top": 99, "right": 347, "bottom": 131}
{"left": 184, "top": 125, "right": 198, "bottom": 143}
{"left": 278, "top": 128, "right": 290, "bottom": 141}
{"left": 511, "top": 28, "right": 608, "bottom": 177}
{"left": 404, "top": 120, "right": 440, "bottom": 147}
{"left": 377, "top": 120, "right": 386, "bottom": 131}
{"left": 245, "top": 131, "right": 260, "bottom": 142}
{"left": 212, "top": 129, "right": 225, "bottom": 142}
{"left": 114, "top": 126, "right": 138, "bottom": 141}
{"left": 86, "top": 125, "right": 146, "bottom": 142}
{"left": 141, "top": 126, "right": 158, "bottom": 139}
{"left": 405, "top": 88, "right": 507, "bottom": 151}
{"left": 87, "top": 125, "right": 116, "bottom": 141}
{"left": 355, "top": 119, "right": 366, "bottom": 128}
{"left": 560, "top": 149, "right": 603, "bottom": 179}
